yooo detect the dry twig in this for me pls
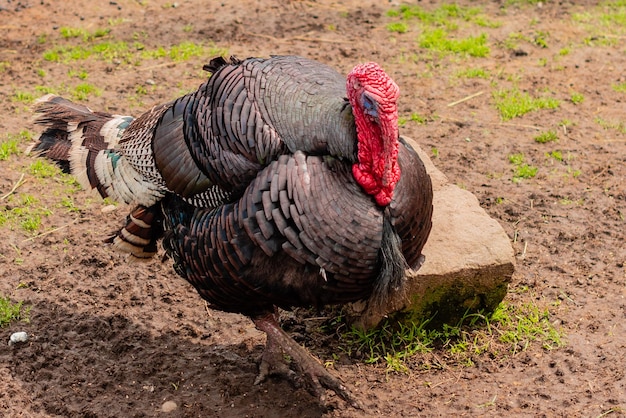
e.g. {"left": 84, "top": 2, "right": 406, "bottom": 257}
{"left": 447, "top": 91, "right": 484, "bottom": 107}
{"left": 1, "top": 173, "right": 26, "bottom": 201}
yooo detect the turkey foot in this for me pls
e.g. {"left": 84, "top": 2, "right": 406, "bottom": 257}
{"left": 253, "top": 311, "right": 362, "bottom": 410}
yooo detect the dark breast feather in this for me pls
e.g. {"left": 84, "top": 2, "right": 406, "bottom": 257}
{"left": 163, "top": 152, "right": 387, "bottom": 315}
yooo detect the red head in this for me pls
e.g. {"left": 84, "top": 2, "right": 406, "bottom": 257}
{"left": 346, "top": 62, "right": 400, "bottom": 207}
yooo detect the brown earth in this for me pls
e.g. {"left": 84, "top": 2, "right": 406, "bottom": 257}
{"left": 0, "top": 0, "right": 625, "bottom": 417}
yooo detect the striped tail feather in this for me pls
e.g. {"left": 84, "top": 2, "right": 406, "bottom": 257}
{"left": 104, "top": 204, "right": 164, "bottom": 259}
{"left": 32, "top": 94, "right": 164, "bottom": 206}
{"left": 32, "top": 94, "right": 166, "bottom": 259}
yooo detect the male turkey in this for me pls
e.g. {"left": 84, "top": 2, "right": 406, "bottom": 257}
{"left": 32, "top": 55, "right": 433, "bottom": 407}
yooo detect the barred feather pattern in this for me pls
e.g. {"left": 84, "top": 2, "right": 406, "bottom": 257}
{"left": 163, "top": 142, "right": 431, "bottom": 316}
{"left": 104, "top": 204, "right": 164, "bottom": 258}
{"left": 32, "top": 95, "right": 169, "bottom": 257}
{"left": 33, "top": 95, "right": 166, "bottom": 206}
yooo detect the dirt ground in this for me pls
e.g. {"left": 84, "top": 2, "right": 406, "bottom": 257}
{"left": 0, "top": 0, "right": 625, "bottom": 416}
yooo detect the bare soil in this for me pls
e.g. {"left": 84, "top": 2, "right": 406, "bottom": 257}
{"left": 0, "top": 0, "right": 624, "bottom": 417}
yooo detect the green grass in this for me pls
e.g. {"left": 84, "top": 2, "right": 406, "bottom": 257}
{"left": 387, "top": 3, "right": 499, "bottom": 30}
{"left": 59, "top": 26, "right": 111, "bottom": 41}
{"left": 546, "top": 150, "right": 563, "bottom": 162}
{"left": 595, "top": 116, "right": 626, "bottom": 134}
{"left": 612, "top": 82, "right": 626, "bottom": 93}
{"left": 398, "top": 113, "right": 427, "bottom": 126}
{"left": 386, "top": 22, "right": 409, "bottom": 33}
{"left": 570, "top": 92, "right": 584, "bottom": 104}
{"left": 340, "top": 298, "right": 563, "bottom": 372}
{"left": 60, "top": 196, "right": 81, "bottom": 213}
{"left": 456, "top": 67, "right": 490, "bottom": 78}
{"left": 12, "top": 90, "right": 35, "bottom": 104}
{"left": 29, "top": 160, "right": 62, "bottom": 178}
{"left": 0, "top": 139, "right": 21, "bottom": 161}
{"left": 573, "top": 1, "right": 626, "bottom": 38}
{"left": 533, "top": 30, "right": 549, "bottom": 48}
{"left": 0, "top": 130, "right": 32, "bottom": 161}
{"left": 35, "top": 85, "right": 59, "bottom": 95}
{"left": 0, "top": 194, "right": 52, "bottom": 233}
{"left": 491, "top": 301, "right": 562, "bottom": 351}
{"left": 71, "top": 83, "right": 102, "bottom": 101}
{"left": 43, "top": 40, "right": 227, "bottom": 65}
{"left": 419, "top": 29, "right": 490, "bottom": 57}
{"left": 502, "top": 30, "right": 550, "bottom": 50}
{"left": 68, "top": 68, "right": 89, "bottom": 80}
{"left": 534, "top": 130, "right": 558, "bottom": 143}
{"left": 508, "top": 153, "right": 538, "bottom": 182}
{"left": 0, "top": 296, "right": 29, "bottom": 327}
{"left": 493, "top": 87, "right": 560, "bottom": 120}
{"left": 60, "top": 26, "right": 88, "bottom": 39}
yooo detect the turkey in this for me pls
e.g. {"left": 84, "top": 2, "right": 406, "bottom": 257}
{"left": 32, "top": 55, "right": 433, "bottom": 408}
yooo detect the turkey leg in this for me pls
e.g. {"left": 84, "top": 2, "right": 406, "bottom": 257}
{"left": 252, "top": 311, "right": 362, "bottom": 409}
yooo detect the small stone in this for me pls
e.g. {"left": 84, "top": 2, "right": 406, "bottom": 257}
{"left": 161, "top": 401, "right": 177, "bottom": 413}
{"left": 9, "top": 331, "right": 29, "bottom": 346}
{"left": 101, "top": 204, "right": 117, "bottom": 213}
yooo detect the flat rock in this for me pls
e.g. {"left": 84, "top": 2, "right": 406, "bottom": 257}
{"left": 350, "top": 137, "right": 515, "bottom": 329}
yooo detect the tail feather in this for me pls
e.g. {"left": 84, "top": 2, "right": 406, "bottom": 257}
{"left": 105, "top": 204, "right": 164, "bottom": 259}
{"left": 32, "top": 94, "right": 167, "bottom": 259}
{"left": 32, "top": 94, "right": 163, "bottom": 206}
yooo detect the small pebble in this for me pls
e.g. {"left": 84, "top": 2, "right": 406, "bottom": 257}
{"left": 9, "top": 331, "right": 29, "bottom": 346}
{"left": 101, "top": 204, "right": 117, "bottom": 213}
{"left": 161, "top": 401, "right": 177, "bottom": 413}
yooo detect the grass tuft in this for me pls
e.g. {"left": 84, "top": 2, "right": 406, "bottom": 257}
{"left": 386, "top": 22, "right": 409, "bottom": 34}
{"left": 456, "top": 67, "right": 490, "bottom": 78}
{"left": 570, "top": 92, "right": 584, "bottom": 104}
{"left": 0, "top": 296, "right": 29, "bottom": 327}
{"left": 493, "top": 87, "right": 560, "bottom": 120}
{"left": 508, "top": 153, "right": 538, "bottom": 182}
{"left": 612, "top": 82, "right": 626, "bottom": 93}
{"left": 0, "top": 131, "right": 32, "bottom": 161}
{"left": 339, "top": 297, "right": 563, "bottom": 372}
{"left": 534, "top": 130, "right": 558, "bottom": 143}
{"left": 419, "top": 29, "right": 490, "bottom": 57}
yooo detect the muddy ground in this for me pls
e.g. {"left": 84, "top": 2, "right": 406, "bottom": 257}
{"left": 0, "top": 0, "right": 625, "bottom": 416}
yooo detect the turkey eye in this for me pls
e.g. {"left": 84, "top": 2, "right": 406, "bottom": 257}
{"left": 362, "top": 95, "right": 374, "bottom": 110}
{"left": 362, "top": 94, "right": 377, "bottom": 117}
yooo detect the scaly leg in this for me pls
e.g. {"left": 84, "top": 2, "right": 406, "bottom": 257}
{"left": 252, "top": 310, "right": 362, "bottom": 409}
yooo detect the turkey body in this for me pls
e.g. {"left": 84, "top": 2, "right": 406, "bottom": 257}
{"left": 33, "top": 55, "right": 433, "bottom": 407}
{"left": 163, "top": 136, "right": 431, "bottom": 317}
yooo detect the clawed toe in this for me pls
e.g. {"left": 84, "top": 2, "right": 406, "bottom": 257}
{"left": 253, "top": 312, "right": 363, "bottom": 410}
